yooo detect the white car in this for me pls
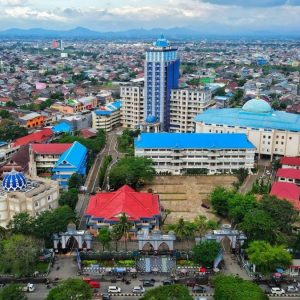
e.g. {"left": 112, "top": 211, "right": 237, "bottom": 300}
{"left": 107, "top": 286, "right": 121, "bottom": 293}
{"left": 266, "top": 170, "right": 271, "bottom": 175}
{"left": 22, "top": 283, "right": 35, "bottom": 292}
{"left": 132, "top": 286, "right": 145, "bottom": 294}
{"left": 287, "top": 285, "right": 299, "bottom": 293}
{"left": 271, "top": 287, "right": 285, "bottom": 295}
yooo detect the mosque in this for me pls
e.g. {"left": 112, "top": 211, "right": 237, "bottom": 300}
{"left": 195, "top": 96, "right": 300, "bottom": 159}
{"left": 0, "top": 169, "right": 59, "bottom": 227}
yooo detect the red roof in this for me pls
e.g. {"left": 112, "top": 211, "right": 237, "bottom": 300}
{"left": 80, "top": 128, "right": 97, "bottom": 139}
{"left": 85, "top": 185, "right": 160, "bottom": 221}
{"left": 31, "top": 143, "right": 72, "bottom": 155}
{"left": 270, "top": 182, "right": 300, "bottom": 210}
{"left": 12, "top": 128, "right": 53, "bottom": 147}
{"left": 276, "top": 168, "right": 300, "bottom": 180}
{"left": 280, "top": 156, "right": 300, "bottom": 167}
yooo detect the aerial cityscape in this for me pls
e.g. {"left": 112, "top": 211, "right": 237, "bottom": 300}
{"left": 0, "top": 1, "right": 300, "bottom": 300}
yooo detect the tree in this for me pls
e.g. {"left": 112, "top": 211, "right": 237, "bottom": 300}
{"left": 98, "top": 228, "right": 111, "bottom": 251}
{"left": 113, "top": 213, "right": 132, "bottom": 251}
{"left": 109, "top": 157, "right": 155, "bottom": 190}
{"left": 68, "top": 174, "right": 82, "bottom": 189}
{"left": 0, "top": 110, "right": 11, "bottom": 119}
{"left": 0, "top": 120, "right": 28, "bottom": 142}
{"left": 247, "top": 241, "right": 292, "bottom": 275}
{"left": 110, "top": 225, "right": 123, "bottom": 251}
{"left": 140, "top": 284, "right": 193, "bottom": 300}
{"left": 192, "top": 240, "right": 221, "bottom": 267}
{"left": 240, "top": 209, "right": 278, "bottom": 244}
{"left": 46, "top": 279, "right": 93, "bottom": 300}
{"left": 0, "top": 234, "right": 41, "bottom": 277}
{"left": 58, "top": 188, "right": 79, "bottom": 210}
{"left": 7, "top": 212, "right": 35, "bottom": 235}
{"left": 193, "top": 215, "right": 218, "bottom": 237}
{"left": 213, "top": 274, "right": 268, "bottom": 300}
{"left": 0, "top": 284, "right": 27, "bottom": 300}
{"left": 260, "top": 195, "right": 297, "bottom": 234}
{"left": 210, "top": 187, "right": 235, "bottom": 217}
{"left": 161, "top": 209, "right": 171, "bottom": 227}
{"left": 167, "top": 218, "right": 196, "bottom": 240}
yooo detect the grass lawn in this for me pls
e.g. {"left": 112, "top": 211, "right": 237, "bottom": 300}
{"left": 35, "top": 261, "right": 49, "bottom": 273}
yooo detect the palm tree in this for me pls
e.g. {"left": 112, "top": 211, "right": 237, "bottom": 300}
{"left": 118, "top": 213, "right": 132, "bottom": 251}
{"left": 161, "top": 209, "right": 171, "bottom": 228}
{"left": 172, "top": 218, "right": 195, "bottom": 241}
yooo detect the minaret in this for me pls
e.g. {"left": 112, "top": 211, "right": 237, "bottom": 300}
{"left": 0, "top": 60, "right": 4, "bottom": 73}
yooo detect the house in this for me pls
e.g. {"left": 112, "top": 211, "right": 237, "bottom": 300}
{"left": 18, "top": 112, "right": 46, "bottom": 128}
{"left": 52, "top": 141, "right": 88, "bottom": 189}
{"left": 276, "top": 168, "right": 300, "bottom": 186}
{"left": 84, "top": 185, "right": 160, "bottom": 237}
{"left": 281, "top": 156, "right": 300, "bottom": 170}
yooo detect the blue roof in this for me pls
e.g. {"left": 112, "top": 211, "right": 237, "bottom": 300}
{"left": 53, "top": 122, "right": 72, "bottom": 133}
{"left": 194, "top": 107, "right": 300, "bottom": 132}
{"left": 95, "top": 110, "right": 112, "bottom": 116}
{"left": 153, "top": 34, "right": 170, "bottom": 48}
{"left": 145, "top": 115, "right": 157, "bottom": 123}
{"left": 134, "top": 133, "right": 255, "bottom": 150}
{"left": 2, "top": 170, "right": 27, "bottom": 192}
{"left": 95, "top": 100, "right": 122, "bottom": 115}
{"left": 53, "top": 141, "right": 88, "bottom": 170}
{"left": 242, "top": 98, "right": 272, "bottom": 113}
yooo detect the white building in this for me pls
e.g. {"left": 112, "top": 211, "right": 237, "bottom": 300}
{"left": 134, "top": 133, "right": 255, "bottom": 175}
{"left": 0, "top": 170, "right": 59, "bottom": 227}
{"left": 120, "top": 81, "right": 144, "bottom": 129}
{"left": 92, "top": 101, "right": 122, "bottom": 132}
{"left": 195, "top": 97, "right": 300, "bottom": 159}
{"left": 169, "top": 88, "right": 214, "bottom": 133}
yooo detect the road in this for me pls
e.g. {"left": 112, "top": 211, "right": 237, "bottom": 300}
{"left": 76, "top": 128, "right": 122, "bottom": 229}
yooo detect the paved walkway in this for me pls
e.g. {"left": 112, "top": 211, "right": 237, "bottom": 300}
{"left": 48, "top": 255, "right": 78, "bottom": 280}
{"left": 222, "top": 253, "right": 250, "bottom": 280}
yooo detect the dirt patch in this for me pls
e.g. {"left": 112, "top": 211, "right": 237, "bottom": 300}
{"left": 141, "top": 175, "right": 237, "bottom": 224}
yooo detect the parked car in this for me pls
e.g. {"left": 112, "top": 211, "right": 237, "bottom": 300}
{"left": 187, "top": 279, "right": 197, "bottom": 287}
{"left": 287, "top": 285, "right": 299, "bottom": 293}
{"left": 102, "top": 293, "right": 111, "bottom": 300}
{"left": 143, "top": 280, "right": 155, "bottom": 287}
{"left": 162, "top": 279, "right": 174, "bottom": 285}
{"left": 88, "top": 281, "right": 100, "bottom": 289}
{"left": 22, "top": 283, "right": 35, "bottom": 292}
{"left": 266, "top": 170, "right": 271, "bottom": 175}
{"left": 271, "top": 287, "right": 285, "bottom": 295}
{"left": 107, "top": 286, "right": 121, "bottom": 293}
{"left": 132, "top": 286, "right": 145, "bottom": 294}
{"left": 192, "top": 285, "right": 207, "bottom": 293}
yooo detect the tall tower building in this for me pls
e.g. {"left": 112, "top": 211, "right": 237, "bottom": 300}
{"left": 144, "top": 35, "right": 180, "bottom": 131}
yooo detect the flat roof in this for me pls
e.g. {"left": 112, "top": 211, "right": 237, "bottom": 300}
{"left": 134, "top": 133, "right": 255, "bottom": 150}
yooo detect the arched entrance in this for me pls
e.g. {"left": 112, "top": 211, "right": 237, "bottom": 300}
{"left": 142, "top": 242, "right": 154, "bottom": 253}
{"left": 157, "top": 242, "right": 170, "bottom": 253}
{"left": 66, "top": 236, "right": 79, "bottom": 252}
{"left": 220, "top": 236, "right": 232, "bottom": 253}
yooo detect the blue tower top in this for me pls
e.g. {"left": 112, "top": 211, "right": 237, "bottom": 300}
{"left": 145, "top": 115, "right": 157, "bottom": 123}
{"left": 153, "top": 34, "right": 170, "bottom": 48}
{"left": 2, "top": 170, "right": 27, "bottom": 192}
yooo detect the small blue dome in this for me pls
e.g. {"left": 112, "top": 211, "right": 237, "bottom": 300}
{"left": 2, "top": 170, "right": 27, "bottom": 192}
{"left": 153, "top": 34, "right": 170, "bottom": 48}
{"left": 242, "top": 98, "right": 272, "bottom": 113}
{"left": 145, "top": 115, "right": 157, "bottom": 123}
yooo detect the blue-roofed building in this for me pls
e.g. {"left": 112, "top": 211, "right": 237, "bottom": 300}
{"left": 92, "top": 100, "right": 122, "bottom": 132}
{"left": 52, "top": 122, "right": 73, "bottom": 134}
{"left": 134, "top": 133, "right": 255, "bottom": 175}
{"left": 52, "top": 141, "right": 88, "bottom": 189}
{"left": 194, "top": 97, "right": 300, "bottom": 159}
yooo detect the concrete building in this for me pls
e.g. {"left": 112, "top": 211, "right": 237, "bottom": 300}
{"left": 120, "top": 81, "right": 144, "bottom": 129}
{"left": 169, "top": 88, "right": 213, "bottom": 133}
{"left": 92, "top": 100, "right": 122, "bottom": 132}
{"left": 0, "top": 170, "right": 59, "bottom": 227}
{"left": 195, "top": 97, "right": 300, "bottom": 159}
{"left": 144, "top": 35, "right": 180, "bottom": 131}
{"left": 134, "top": 133, "right": 255, "bottom": 175}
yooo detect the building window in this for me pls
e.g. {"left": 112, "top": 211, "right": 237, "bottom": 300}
{"left": 35, "top": 201, "right": 39, "bottom": 207}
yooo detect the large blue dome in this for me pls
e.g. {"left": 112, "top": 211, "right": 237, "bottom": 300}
{"left": 242, "top": 98, "right": 272, "bottom": 113}
{"left": 145, "top": 115, "right": 157, "bottom": 123}
{"left": 2, "top": 170, "right": 27, "bottom": 192}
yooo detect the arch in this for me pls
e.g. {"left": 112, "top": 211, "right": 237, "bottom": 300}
{"left": 82, "top": 241, "right": 87, "bottom": 249}
{"left": 142, "top": 242, "right": 154, "bottom": 252}
{"left": 66, "top": 235, "right": 79, "bottom": 251}
{"left": 157, "top": 242, "right": 170, "bottom": 253}
{"left": 220, "top": 236, "right": 232, "bottom": 253}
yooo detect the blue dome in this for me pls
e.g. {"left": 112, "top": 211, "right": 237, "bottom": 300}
{"left": 2, "top": 170, "right": 27, "bottom": 192}
{"left": 145, "top": 115, "right": 157, "bottom": 123}
{"left": 242, "top": 98, "right": 272, "bottom": 113}
{"left": 153, "top": 34, "right": 170, "bottom": 48}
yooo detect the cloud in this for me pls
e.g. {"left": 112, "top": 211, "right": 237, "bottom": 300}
{"left": 0, "top": 0, "right": 28, "bottom": 6}
{"left": 200, "top": 0, "right": 300, "bottom": 7}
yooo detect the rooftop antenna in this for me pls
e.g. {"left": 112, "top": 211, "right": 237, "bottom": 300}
{"left": 255, "top": 84, "right": 260, "bottom": 100}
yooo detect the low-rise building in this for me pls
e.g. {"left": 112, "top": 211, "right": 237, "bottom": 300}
{"left": 280, "top": 156, "right": 300, "bottom": 169}
{"left": 92, "top": 100, "right": 122, "bottom": 132}
{"left": 0, "top": 170, "right": 59, "bottom": 227}
{"left": 134, "top": 133, "right": 255, "bottom": 175}
{"left": 84, "top": 185, "right": 160, "bottom": 237}
{"left": 276, "top": 168, "right": 300, "bottom": 186}
{"left": 18, "top": 112, "right": 46, "bottom": 128}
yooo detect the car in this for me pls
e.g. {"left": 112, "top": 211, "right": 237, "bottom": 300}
{"left": 192, "top": 285, "right": 207, "bottom": 293}
{"left": 266, "top": 170, "right": 271, "bottom": 175}
{"left": 187, "top": 279, "right": 197, "bottom": 287}
{"left": 271, "top": 287, "right": 285, "bottom": 295}
{"left": 287, "top": 285, "right": 299, "bottom": 293}
{"left": 132, "top": 286, "right": 145, "bottom": 294}
{"left": 107, "top": 286, "right": 121, "bottom": 293}
{"left": 22, "top": 283, "right": 35, "bottom": 292}
{"left": 162, "top": 279, "right": 174, "bottom": 285}
{"left": 102, "top": 293, "right": 111, "bottom": 300}
{"left": 143, "top": 280, "right": 155, "bottom": 287}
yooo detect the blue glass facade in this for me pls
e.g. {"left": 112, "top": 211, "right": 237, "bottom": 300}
{"left": 144, "top": 36, "right": 180, "bottom": 131}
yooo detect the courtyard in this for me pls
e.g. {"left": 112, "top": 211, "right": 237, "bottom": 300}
{"left": 141, "top": 175, "right": 237, "bottom": 223}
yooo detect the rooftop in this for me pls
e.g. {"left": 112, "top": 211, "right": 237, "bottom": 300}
{"left": 276, "top": 168, "right": 300, "bottom": 180}
{"left": 12, "top": 128, "right": 53, "bottom": 147}
{"left": 19, "top": 112, "right": 42, "bottom": 121}
{"left": 31, "top": 143, "right": 72, "bottom": 155}
{"left": 280, "top": 156, "right": 300, "bottom": 167}
{"left": 134, "top": 133, "right": 255, "bottom": 150}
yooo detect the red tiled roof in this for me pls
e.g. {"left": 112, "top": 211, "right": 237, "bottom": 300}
{"left": 31, "top": 143, "right": 72, "bottom": 155}
{"left": 276, "top": 168, "right": 300, "bottom": 180}
{"left": 280, "top": 156, "right": 300, "bottom": 167}
{"left": 12, "top": 128, "right": 53, "bottom": 147}
{"left": 270, "top": 182, "right": 300, "bottom": 210}
{"left": 85, "top": 185, "right": 160, "bottom": 221}
{"left": 80, "top": 128, "right": 97, "bottom": 139}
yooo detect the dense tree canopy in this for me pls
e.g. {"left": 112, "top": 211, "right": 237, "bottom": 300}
{"left": 109, "top": 157, "right": 155, "bottom": 189}
{"left": 0, "top": 284, "right": 27, "bottom": 300}
{"left": 192, "top": 240, "right": 221, "bottom": 267}
{"left": 213, "top": 274, "right": 268, "bottom": 300}
{"left": 0, "top": 120, "right": 28, "bottom": 142}
{"left": 58, "top": 188, "right": 79, "bottom": 210}
{"left": 46, "top": 279, "right": 93, "bottom": 300}
{"left": 246, "top": 241, "right": 292, "bottom": 275}
{"left": 7, "top": 212, "right": 35, "bottom": 235}
{"left": 140, "top": 284, "right": 193, "bottom": 300}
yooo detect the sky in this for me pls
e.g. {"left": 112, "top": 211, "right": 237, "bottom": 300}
{"left": 0, "top": 0, "right": 300, "bottom": 34}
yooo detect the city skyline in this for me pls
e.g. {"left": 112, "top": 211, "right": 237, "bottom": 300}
{"left": 0, "top": 0, "right": 300, "bottom": 35}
